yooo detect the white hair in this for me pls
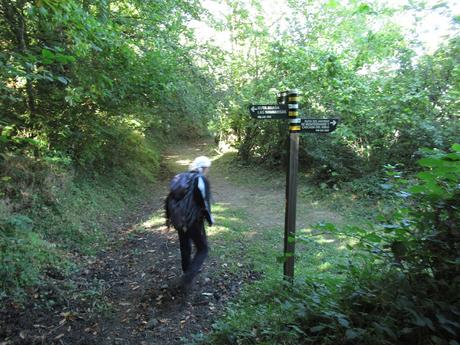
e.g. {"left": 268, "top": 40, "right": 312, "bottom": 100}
{"left": 190, "top": 156, "right": 211, "bottom": 173}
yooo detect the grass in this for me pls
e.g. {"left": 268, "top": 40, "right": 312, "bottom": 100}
{"left": 210, "top": 149, "right": 366, "bottom": 276}
{"left": 198, "top": 143, "right": 460, "bottom": 345}
{"left": 0, "top": 136, "right": 162, "bottom": 301}
{"left": 190, "top": 149, "right": 380, "bottom": 344}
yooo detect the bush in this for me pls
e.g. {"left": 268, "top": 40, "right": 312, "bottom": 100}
{"left": 202, "top": 144, "right": 460, "bottom": 345}
{"left": 0, "top": 127, "right": 162, "bottom": 300}
{"left": 311, "top": 143, "right": 460, "bottom": 344}
{"left": 0, "top": 213, "right": 61, "bottom": 299}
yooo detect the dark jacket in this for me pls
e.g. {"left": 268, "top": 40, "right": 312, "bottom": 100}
{"left": 165, "top": 172, "right": 212, "bottom": 230}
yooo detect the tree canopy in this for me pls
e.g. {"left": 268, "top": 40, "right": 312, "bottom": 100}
{"left": 1, "top": 0, "right": 459, "bottom": 343}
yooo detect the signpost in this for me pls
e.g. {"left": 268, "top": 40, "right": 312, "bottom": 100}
{"left": 300, "top": 118, "right": 339, "bottom": 133}
{"left": 249, "top": 104, "right": 288, "bottom": 119}
{"left": 283, "top": 90, "right": 300, "bottom": 282}
{"left": 249, "top": 91, "right": 339, "bottom": 282}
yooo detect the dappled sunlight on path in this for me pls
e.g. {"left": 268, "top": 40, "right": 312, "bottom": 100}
{"left": 1, "top": 140, "right": 347, "bottom": 345}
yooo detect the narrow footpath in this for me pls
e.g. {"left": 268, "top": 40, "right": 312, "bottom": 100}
{"left": 1, "top": 140, "right": 342, "bottom": 345}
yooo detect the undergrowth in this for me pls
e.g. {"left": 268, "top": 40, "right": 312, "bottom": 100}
{"left": 0, "top": 133, "right": 161, "bottom": 301}
{"left": 196, "top": 144, "right": 460, "bottom": 345}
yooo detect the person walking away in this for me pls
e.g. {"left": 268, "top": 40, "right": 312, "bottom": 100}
{"left": 165, "top": 156, "right": 214, "bottom": 289}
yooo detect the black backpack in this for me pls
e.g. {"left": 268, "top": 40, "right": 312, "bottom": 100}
{"left": 165, "top": 172, "right": 201, "bottom": 230}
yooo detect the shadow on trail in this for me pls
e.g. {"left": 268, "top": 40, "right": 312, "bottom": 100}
{"left": 1, "top": 140, "right": 342, "bottom": 345}
{"left": 70, "top": 209, "right": 260, "bottom": 345}
{"left": 0, "top": 141, "right": 262, "bottom": 345}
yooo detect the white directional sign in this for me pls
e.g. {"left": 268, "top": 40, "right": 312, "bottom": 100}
{"left": 249, "top": 104, "right": 288, "bottom": 119}
{"left": 300, "top": 118, "right": 339, "bottom": 133}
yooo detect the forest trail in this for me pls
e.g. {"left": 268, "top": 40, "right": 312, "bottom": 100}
{"left": 2, "top": 140, "right": 343, "bottom": 345}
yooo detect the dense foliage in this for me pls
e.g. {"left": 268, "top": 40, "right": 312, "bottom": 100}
{"left": 1, "top": 1, "right": 459, "bottom": 343}
{"left": 1, "top": 0, "right": 216, "bottom": 298}
{"left": 212, "top": 0, "right": 460, "bottom": 186}
{"left": 202, "top": 144, "right": 460, "bottom": 345}
{"left": 196, "top": 1, "right": 459, "bottom": 344}
{"left": 1, "top": 0, "right": 215, "bottom": 168}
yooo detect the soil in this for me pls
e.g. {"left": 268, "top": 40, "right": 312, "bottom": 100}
{"left": 0, "top": 141, "right": 252, "bottom": 345}
{"left": 0, "top": 140, "right": 341, "bottom": 345}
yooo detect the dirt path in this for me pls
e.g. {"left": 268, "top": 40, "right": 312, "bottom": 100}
{"left": 1, "top": 140, "right": 342, "bottom": 345}
{"left": 0, "top": 141, "right": 256, "bottom": 345}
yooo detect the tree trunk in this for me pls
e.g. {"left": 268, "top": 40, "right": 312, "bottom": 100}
{"left": 1, "top": 0, "right": 36, "bottom": 115}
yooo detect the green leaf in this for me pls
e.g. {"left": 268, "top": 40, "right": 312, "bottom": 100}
{"left": 416, "top": 171, "right": 434, "bottom": 182}
{"left": 445, "top": 153, "right": 460, "bottom": 161}
{"left": 356, "top": 3, "right": 372, "bottom": 14}
{"left": 418, "top": 157, "right": 444, "bottom": 168}
{"left": 41, "top": 49, "right": 54, "bottom": 60}
{"left": 338, "top": 317, "right": 350, "bottom": 328}
{"left": 364, "top": 233, "right": 382, "bottom": 243}
{"left": 310, "top": 325, "right": 326, "bottom": 333}
{"left": 289, "top": 324, "right": 305, "bottom": 335}
{"left": 453, "top": 143, "right": 460, "bottom": 152}
{"left": 317, "top": 223, "right": 337, "bottom": 232}
{"left": 57, "top": 76, "right": 68, "bottom": 85}
{"left": 436, "top": 313, "right": 460, "bottom": 328}
{"left": 432, "top": 2, "right": 448, "bottom": 10}
{"left": 55, "top": 54, "right": 76, "bottom": 64}
{"left": 408, "top": 185, "right": 425, "bottom": 193}
{"left": 276, "top": 255, "right": 286, "bottom": 263}
{"left": 345, "top": 329, "right": 359, "bottom": 339}
{"left": 326, "top": 0, "right": 339, "bottom": 8}
{"left": 7, "top": 215, "right": 34, "bottom": 232}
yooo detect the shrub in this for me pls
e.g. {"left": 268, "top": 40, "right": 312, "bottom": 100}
{"left": 0, "top": 214, "right": 61, "bottom": 299}
{"left": 202, "top": 144, "right": 460, "bottom": 345}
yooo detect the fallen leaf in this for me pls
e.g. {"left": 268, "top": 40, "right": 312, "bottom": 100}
{"left": 60, "top": 311, "right": 77, "bottom": 321}
{"left": 54, "top": 333, "right": 65, "bottom": 340}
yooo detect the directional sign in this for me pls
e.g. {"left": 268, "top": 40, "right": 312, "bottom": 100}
{"left": 249, "top": 104, "right": 288, "bottom": 119}
{"left": 300, "top": 118, "right": 339, "bottom": 133}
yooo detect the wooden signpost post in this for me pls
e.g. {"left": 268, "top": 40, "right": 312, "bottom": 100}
{"left": 249, "top": 90, "right": 339, "bottom": 282}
